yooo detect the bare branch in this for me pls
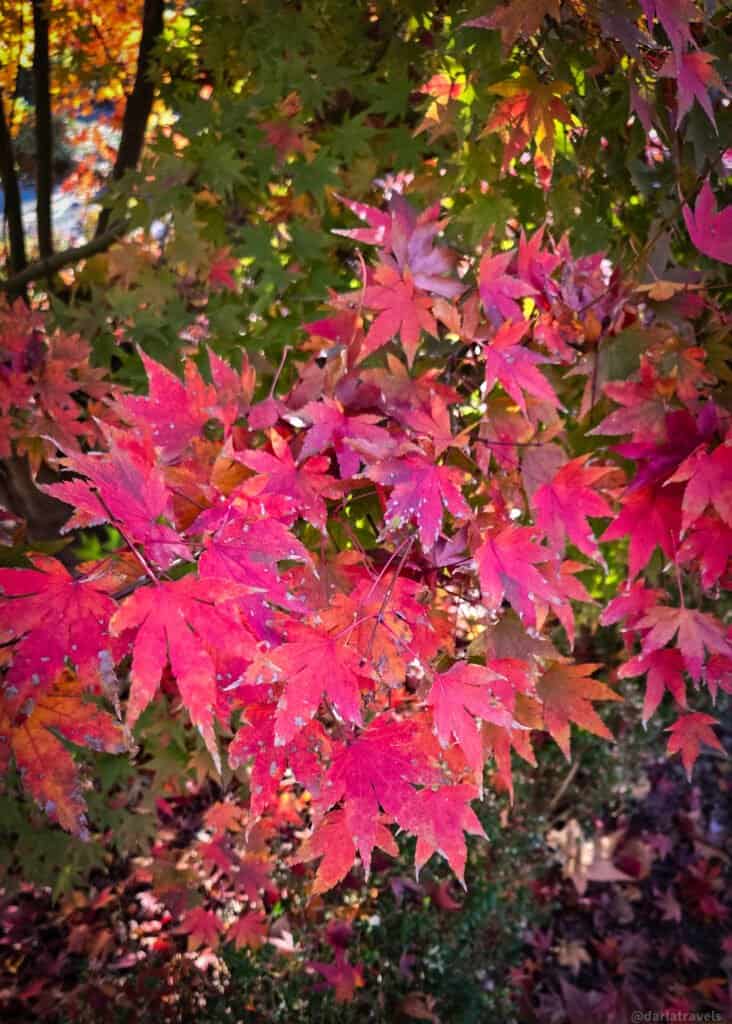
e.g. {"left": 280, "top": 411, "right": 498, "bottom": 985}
{"left": 32, "top": 0, "right": 53, "bottom": 259}
{"left": 0, "top": 226, "right": 124, "bottom": 294}
{"left": 95, "top": 0, "right": 165, "bottom": 237}
{"left": 0, "top": 89, "right": 28, "bottom": 286}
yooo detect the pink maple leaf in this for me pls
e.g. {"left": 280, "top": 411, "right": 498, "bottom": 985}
{"left": 474, "top": 525, "right": 559, "bottom": 627}
{"left": 481, "top": 319, "right": 559, "bottom": 415}
{"left": 683, "top": 179, "right": 732, "bottom": 265}
{"left": 236, "top": 430, "right": 342, "bottom": 532}
{"left": 366, "top": 451, "right": 470, "bottom": 550}
{"left": 362, "top": 264, "right": 437, "bottom": 366}
{"left": 533, "top": 455, "right": 613, "bottom": 559}
{"left": 661, "top": 50, "right": 723, "bottom": 129}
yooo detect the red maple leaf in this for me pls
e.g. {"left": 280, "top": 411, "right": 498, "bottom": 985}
{"left": 591, "top": 360, "right": 669, "bottom": 443}
{"left": 207, "top": 247, "right": 239, "bottom": 292}
{"left": 666, "top": 712, "right": 724, "bottom": 780}
{"left": 0, "top": 556, "right": 119, "bottom": 699}
{"left": 116, "top": 351, "right": 215, "bottom": 459}
{"left": 481, "top": 319, "right": 558, "bottom": 415}
{"left": 298, "top": 397, "right": 390, "bottom": 478}
{"left": 366, "top": 451, "right": 470, "bottom": 550}
{"left": 236, "top": 430, "right": 342, "bottom": 532}
{"left": 267, "top": 621, "right": 370, "bottom": 744}
{"left": 308, "top": 949, "right": 365, "bottom": 1003}
{"left": 315, "top": 715, "right": 440, "bottom": 877}
{"left": 198, "top": 499, "right": 310, "bottom": 635}
{"left": 398, "top": 392, "right": 470, "bottom": 458}
{"left": 294, "top": 808, "right": 397, "bottom": 894}
{"left": 362, "top": 264, "right": 437, "bottom": 366}
{"left": 178, "top": 907, "right": 223, "bottom": 951}
{"left": 533, "top": 455, "right": 613, "bottom": 558}
{"left": 667, "top": 442, "right": 732, "bottom": 533}
{"left": 110, "top": 576, "right": 257, "bottom": 767}
{"left": 637, "top": 605, "right": 732, "bottom": 681}
{"left": 227, "top": 911, "right": 268, "bottom": 950}
{"left": 683, "top": 180, "right": 732, "bottom": 265}
{"left": 535, "top": 661, "right": 620, "bottom": 758}
{"left": 427, "top": 662, "right": 515, "bottom": 781}
{"left": 678, "top": 516, "right": 732, "bottom": 590}
{"left": 474, "top": 525, "right": 559, "bottom": 627}
{"left": 600, "top": 581, "right": 662, "bottom": 628}
{"left": 403, "top": 784, "right": 486, "bottom": 885}
{"left": 0, "top": 669, "right": 126, "bottom": 836}
{"left": 44, "top": 425, "right": 191, "bottom": 570}
{"left": 600, "top": 485, "right": 681, "bottom": 580}
{"left": 619, "top": 648, "right": 687, "bottom": 725}
{"left": 482, "top": 720, "right": 536, "bottom": 801}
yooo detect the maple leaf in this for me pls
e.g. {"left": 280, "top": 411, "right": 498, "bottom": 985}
{"left": 599, "top": 581, "right": 662, "bottom": 628}
{"left": 294, "top": 808, "right": 397, "bottom": 894}
{"left": 591, "top": 360, "right": 669, "bottom": 442}
{"left": 474, "top": 525, "right": 559, "bottom": 628}
{"left": 398, "top": 392, "right": 470, "bottom": 458}
{"left": 267, "top": 621, "right": 369, "bottom": 744}
{"left": 316, "top": 715, "right": 440, "bottom": 877}
{"left": 318, "top": 576, "right": 446, "bottom": 686}
{"left": 465, "top": 0, "right": 561, "bottom": 53}
{"left": 483, "top": 67, "right": 575, "bottom": 190}
{"left": 482, "top": 719, "right": 536, "bottom": 801}
{"left": 362, "top": 264, "right": 437, "bottom": 366}
{"left": 335, "top": 194, "right": 461, "bottom": 297}
{"left": 309, "top": 949, "right": 365, "bottom": 1003}
{"left": 110, "top": 576, "right": 257, "bottom": 768}
{"left": 402, "top": 784, "right": 486, "bottom": 886}
{"left": 427, "top": 662, "right": 515, "bottom": 782}
{"left": 116, "top": 351, "right": 215, "bottom": 460}
{"left": 666, "top": 442, "right": 732, "bottom": 532}
{"left": 198, "top": 495, "right": 311, "bottom": 635}
{"left": 207, "top": 247, "right": 239, "bottom": 292}
{"left": 227, "top": 911, "right": 268, "bottom": 950}
{"left": 661, "top": 50, "right": 723, "bottom": 129}
{"left": 0, "top": 669, "right": 126, "bottom": 836}
{"left": 546, "top": 819, "right": 633, "bottom": 895}
{"left": 637, "top": 605, "right": 732, "bottom": 680}
{"left": 619, "top": 648, "right": 687, "bottom": 725}
{"left": 0, "top": 556, "right": 119, "bottom": 699}
{"left": 600, "top": 485, "right": 681, "bottom": 580}
{"left": 298, "top": 397, "right": 390, "bottom": 477}
{"left": 533, "top": 455, "right": 613, "bottom": 558}
{"left": 44, "top": 425, "right": 192, "bottom": 570}
{"left": 415, "top": 73, "right": 464, "bottom": 142}
{"left": 366, "top": 451, "right": 470, "bottom": 550}
{"left": 640, "top": 0, "right": 697, "bottom": 53}
{"left": 666, "top": 713, "right": 724, "bottom": 780}
{"left": 683, "top": 179, "right": 732, "bottom": 265}
{"left": 236, "top": 431, "right": 342, "bottom": 532}
{"left": 178, "top": 907, "right": 223, "bottom": 951}
{"left": 480, "top": 319, "right": 558, "bottom": 415}
{"left": 535, "top": 662, "right": 620, "bottom": 758}
{"left": 478, "top": 254, "right": 537, "bottom": 325}
{"left": 678, "top": 516, "right": 732, "bottom": 590}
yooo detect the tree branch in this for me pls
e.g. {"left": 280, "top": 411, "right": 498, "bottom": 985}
{"left": 32, "top": 0, "right": 53, "bottom": 260}
{"left": 95, "top": 0, "right": 165, "bottom": 237}
{"left": 0, "top": 226, "right": 124, "bottom": 293}
{"left": 0, "top": 89, "right": 28, "bottom": 285}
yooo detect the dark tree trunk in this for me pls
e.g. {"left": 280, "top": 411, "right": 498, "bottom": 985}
{"left": 0, "top": 91, "right": 28, "bottom": 288}
{"left": 32, "top": 0, "right": 53, "bottom": 260}
{"left": 95, "top": 0, "right": 165, "bottom": 237}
